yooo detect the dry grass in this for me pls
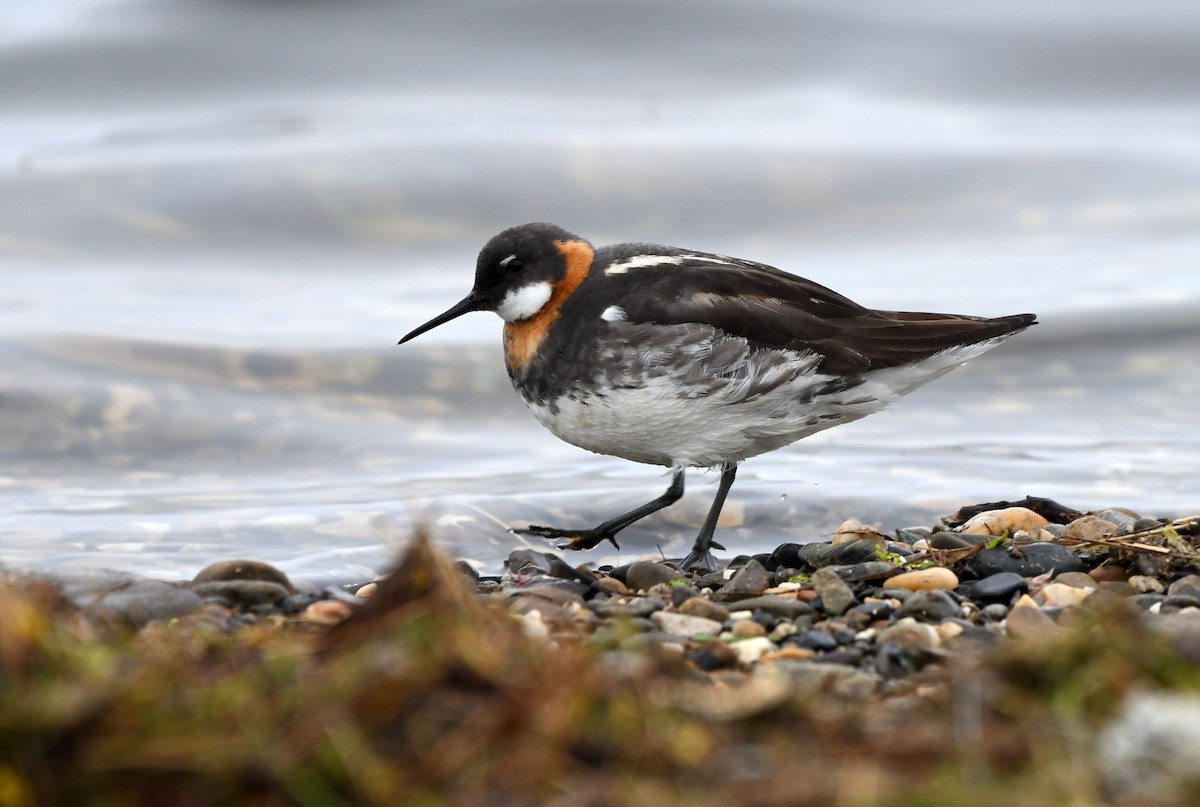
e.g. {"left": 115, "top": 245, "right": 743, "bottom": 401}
{"left": 3, "top": 535, "right": 1200, "bottom": 806}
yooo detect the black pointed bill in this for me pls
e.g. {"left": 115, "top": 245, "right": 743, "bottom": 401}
{"left": 397, "top": 293, "right": 485, "bottom": 344}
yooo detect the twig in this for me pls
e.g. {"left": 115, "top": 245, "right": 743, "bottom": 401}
{"left": 1056, "top": 515, "right": 1200, "bottom": 559}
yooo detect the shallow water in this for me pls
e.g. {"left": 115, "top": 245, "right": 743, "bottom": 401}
{"left": 2, "top": 0, "right": 1199, "bottom": 584}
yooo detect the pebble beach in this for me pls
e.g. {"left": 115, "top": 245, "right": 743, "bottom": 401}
{"left": 5, "top": 497, "right": 1200, "bottom": 805}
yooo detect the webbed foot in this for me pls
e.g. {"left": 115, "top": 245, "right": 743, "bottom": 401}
{"left": 514, "top": 524, "right": 621, "bottom": 551}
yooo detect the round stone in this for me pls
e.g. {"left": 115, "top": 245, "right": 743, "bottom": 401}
{"left": 1128, "top": 594, "right": 1166, "bottom": 611}
{"left": 279, "top": 593, "right": 319, "bottom": 615}
{"left": 960, "top": 507, "right": 1050, "bottom": 536}
{"left": 894, "top": 527, "right": 932, "bottom": 545}
{"left": 970, "top": 572, "right": 1029, "bottom": 603}
{"left": 980, "top": 603, "right": 1009, "bottom": 621}
{"left": 896, "top": 590, "right": 961, "bottom": 623}
{"left": 689, "top": 640, "right": 739, "bottom": 671}
{"left": 718, "top": 559, "right": 772, "bottom": 599}
{"left": 828, "top": 539, "right": 884, "bottom": 566}
{"left": 1097, "top": 582, "right": 1135, "bottom": 598}
{"left": 1061, "top": 515, "right": 1121, "bottom": 543}
{"left": 724, "top": 595, "right": 814, "bottom": 619}
{"left": 506, "top": 549, "right": 555, "bottom": 576}
{"left": 1096, "top": 509, "right": 1139, "bottom": 534}
{"left": 936, "top": 621, "right": 964, "bottom": 642}
{"left": 1004, "top": 602, "right": 1066, "bottom": 642}
{"left": 795, "top": 542, "right": 836, "bottom": 568}
{"left": 929, "top": 532, "right": 979, "bottom": 549}
{"left": 832, "top": 518, "right": 871, "bottom": 544}
{"left": 1128, "top": 575, "right": 1165, "bottom": 595}
{"left": 875, "top": 617, "right": 941, "bottom": 651}
{"left": 822, "top": 561, "right": 898, "bottom": 581}
{"left": 87, "top": 581, "right": 204, "bottom": 628}
{"left": 769, "top": 622, "right": 799, "bottom": 642}
{"left": 1037, "top": 582, "right": 1092, "bottom": 607}
{"left": 670, "top": 584, "right": 694, "bottom": 607}
{"left": 766, "top": 543, "right": 804, "bottom": 569}
{"left": 731, "top": 619, "right": 767, "bottom": 639}
{"left": 1168, "top": 575, "right": 1200, "bottom": 600}
{"left": 597, "top": 577, "right": 629, "bottom": 595}
{"left": 303, "top": 599, "right": 354, "bottom": 625}
{"left": 1089, "top": 566, "right": 1129, "bottom": 584}
{"left": 730, "top": 636, "right": 777, "bottom": 665}
{"left": 678, "top": 596, "right": 731, "bottom": 623}
{"left": 831, "top": 627, "right": 856, "bottom": 645}
{"left": 192, "top": 559, "right": 294, "bottom": 591}
{"left": 624, "top": 561, "right": 685, "bottom": 592}
{"left": 1054, "top": 571, "right": 1099, "bottom": 589}
{"left": 651, "top": 610, "right": 723, "bottom": 639}
{"left": 795, "top": 629, "right": 838, "bottom": 652}
{"left": 887, "top": 567, "right": 959, "bottom": 591}
{"left": 848, "top": 600, "right": 896, "bottom": 624}
{"left": 878, "top": 588, "right": 912, "bottom": 602}
{"left": 587, "top": 596, "right": 664, "bottom": 619}
{"left": 962, "top": 543, "right": 1087, "bottom": 579}
{"left": 1134, "top": 554, "right": 1170, "bottom": 578}
{"left": 190, "top": 580, "right": 292, "bottom": 608}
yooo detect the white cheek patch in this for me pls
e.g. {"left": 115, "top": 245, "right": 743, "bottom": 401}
{"left": 496, "top": 281, "right": 553, "bottom": 323}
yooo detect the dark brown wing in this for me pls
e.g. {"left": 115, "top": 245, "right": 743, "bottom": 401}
{"left": 819, "top": 309, "right": 1037, "bottom": 372}
{"left": 603, "top": 248, "right": 1037, "bottom": 375}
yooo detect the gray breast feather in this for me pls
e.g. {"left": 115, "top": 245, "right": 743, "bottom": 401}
{"left": 594, "top": 322, "right": 821, "bottom": 405}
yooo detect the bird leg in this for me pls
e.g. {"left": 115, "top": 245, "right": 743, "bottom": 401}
{"left": 680, "top": 462, "right": 737, "bottom": 573}
{"left": 516, "top": 468, "right": 685, "bottom": 551}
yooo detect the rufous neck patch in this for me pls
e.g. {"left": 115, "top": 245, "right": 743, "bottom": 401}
{"left": 503, "top": 239, "right": 593, "bottom": 371}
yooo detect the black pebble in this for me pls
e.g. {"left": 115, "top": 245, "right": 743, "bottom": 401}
{"left": 828, "top": 539, "right": 882, "bottom": 566}
{"left": 766, "top": 544, "right": 804, "bottom": 570}
{"left": 795, "top": 630, "right": 839, "bottom": 652}
{"left": 670, "top": 585, "right": 693, "bottom": 608}
{"left": 897, "top": 590, "right": 961, "bottom": 623}
{"left": 929, "top": 532, "right": 980, "bottom": 550}
{"left": 279, "top": 593, "right": 319, "bottom": 615}
{"left": 831, "top": 628, "right": 857, "bottom": 645}
{"left": 849, "top": 600, "right": 896, "bottom": 622}
{"left": 506, "top": 549, "right": 555, "bottom": 576}
{"left": 969, "top": 572, "right": 1029, "bottom": 604}
{"left": 979, "top": 603, "right": 1009, "bottom": 622}
{"left": 1128, "top": 594, "right": 1166, "bottom": 611}
{"left": 961, "top": 543, "right": 1087, "bottom": 579}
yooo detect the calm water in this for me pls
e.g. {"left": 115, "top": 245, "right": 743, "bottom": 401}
{"left": 2, "top": 0, "right": 1199, "bottom": 584}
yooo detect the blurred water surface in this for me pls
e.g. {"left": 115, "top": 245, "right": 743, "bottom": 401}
{"left": 2, "top": 0, "right": 1198, "bottom": 583}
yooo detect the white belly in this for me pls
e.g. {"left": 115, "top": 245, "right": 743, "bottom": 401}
{"left": 520, "top": 336, "right": 1009, "bottom": 469}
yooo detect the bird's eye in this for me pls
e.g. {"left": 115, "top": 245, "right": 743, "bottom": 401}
{"left": 499, "top": 254, "right": 524, "bottom": 275}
